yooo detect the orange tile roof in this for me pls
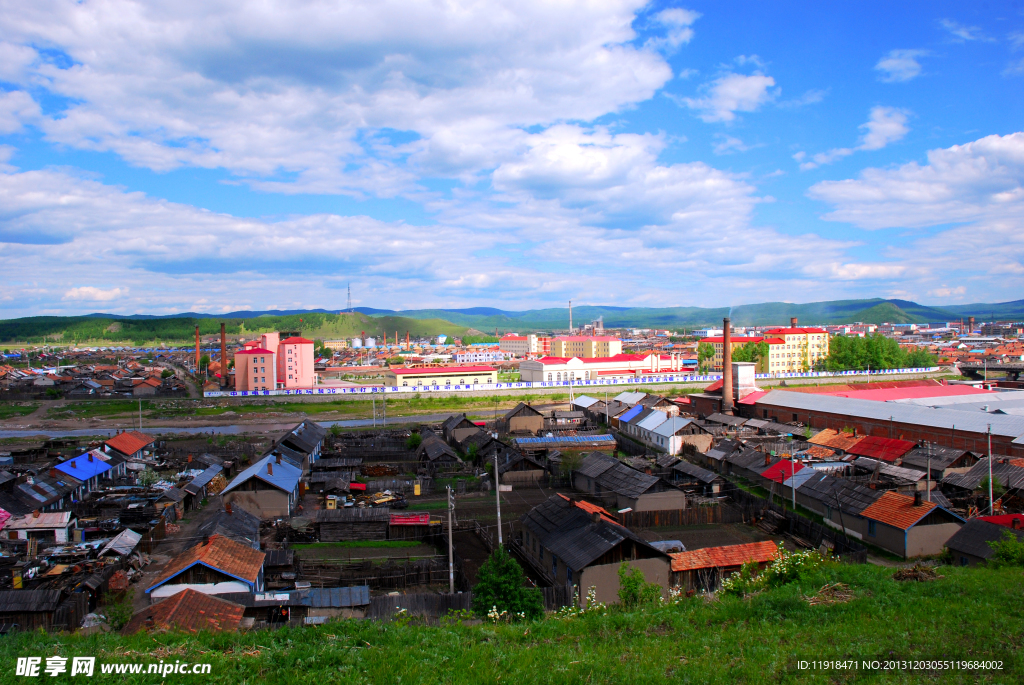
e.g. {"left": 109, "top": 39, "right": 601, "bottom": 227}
{"left": 859, "top": 491, "right": 936, "bottom": 530}
{"left": 670, "top": 540, "right": 778, "bottom": 572}
{"left": 105, "top": 430, "right": 156, "bottom": 456}
{"left": 122, "top": 589, "right": 244, "bottom": 635}
{"left": 147, "top": 535, "right": 266, "bottom": 592}
{"left": 556, "top": 493, "right": 618, "bottom": 522}
{"left": 804, "top": 445, "right": 836, "bottom": 459}
{"left": 808, "top": 429, "right": 864, "bottom": 452}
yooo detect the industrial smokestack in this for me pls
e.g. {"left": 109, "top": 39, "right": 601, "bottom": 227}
{"left": 195, "top": 325, "right": 200, "bottom": 371}
{"left": 968, "top": 316, "right": 975, "bottom": 332}
{"left": 722, "top": 317, "right": 734, "bottom": 415}
{"left": 220, "top": 323, "right": 227, "bottom": 389}
{"left": 569, "top": 299, "right": 573, "bottom": 333}
{"left": 790, "top": 317, "right": 798, "bottom": 329}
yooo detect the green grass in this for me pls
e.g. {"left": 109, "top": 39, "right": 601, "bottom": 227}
{"left": 0, "top": 563, "right": 1020, "bottom": 683}
{"left": 406, "top": 500, "right": 448, "bottom": 511}
{"left": 292, "top": 541, "right": 422, "bottom": 550}
{"left": 0, "top": 403, "right": 38, "bottom": 419}
{"left": 47, "top": 399, "right": 155, "bottom": 419}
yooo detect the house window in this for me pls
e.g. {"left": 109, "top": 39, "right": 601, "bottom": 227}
{"left": 556, "top": 372, "right": 561, "bottom": 381}
{"left": 552, "top": 555, "right": 557, "bottom": 577}
{"left": 403, "top": 381, "right": 408, "bottom": 386}
{"left": 960, "top": 556, "right": 969, "bottom": 567}
{"left": 566, "top": 567, "right": 573, "bottom": 584}
{"left": 445, "top": 379, "right": 451, "bottom": 385}
{"left": 763, "top": 410, "right": 769, "bottom": 418}
{"left": 868, "top": 520, "right": 877, "bottom": 537}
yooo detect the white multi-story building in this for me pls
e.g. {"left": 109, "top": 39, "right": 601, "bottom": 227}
{"left": 454, "top": 350, "right": 511, "bottom": 363}
{"left": 519, "top": 353, "right": 691, "bottom": 383}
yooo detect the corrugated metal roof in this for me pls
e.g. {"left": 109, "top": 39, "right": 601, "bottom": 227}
{"left": 596, "top": 462, "right": 661, "bottom": 499}
{"left": 614, "top": 391, "right": 647, "bottom": 406}
{"left": 853, "top": 457, "right": 925, "bottom": 483}
{"left": 942, "top": 458, "right": 1024, "bottom": 491}
{"left": 514, "top": 435, "right": 616, "bottom": 446}
{"left": 846, "top": 436, "right": 916, "bottom": 462}
{"left": 652, "top": 417, "right": 696, "bottom": 438}
{"left": 636, "top": 411, "right": 669, "bottom": 432}
{"left": 572, "top": 395, "right": 601, "bottom": 409}
{"left": 671, "top": 460, "right": 719, "bottom": 483}
{"left": 100, "top": 528, "right": 142, "bottom": 556}
{"left": 221, "top": 455, "right": 301, "bottom": 495}
{"left": 616, "top": 404, "right": 644, "bottom": 424}
{"left": 577, "top": 452, "right": 619, "bottom": 478}
{"left": 184, "top": 464, "right": 223, "bottom": 495}
{"left": 758, "top": 390, "right": 1024, "bottom": 439}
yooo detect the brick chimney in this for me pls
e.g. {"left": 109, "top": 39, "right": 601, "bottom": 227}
{"left": 913, "top": 490, "right": 922, "bottom": 506}
{"left": 267, "top": 461, "right": 273, "bottom": 476}
{"left": 1012, "top": 517, "right": 1020, "bottom": 530}
{"left": 220, "top": 323, "right": 228, "bottom": 390}
{"left": 276, "top": 454, "right": 282, "bottom": 465}
{"left": 968, "top": 316, "right": 975, "bottom": 332}
{"left": 226, "top": 502, "right": 233, "bottom": 516}
{"left": 722, "top": 317, "right": 734, "bottom": 415}
{"left": 764, "top": 453, "right": 771, "bottom": 467}
{"left": 790, "top": 317, "right": 798, "bottom": 329}
{"left": 32, "top": 510, "right": 40, "bottom": 518}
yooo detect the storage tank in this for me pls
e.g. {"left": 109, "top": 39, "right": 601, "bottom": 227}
{"left": 351, "top": 338, "right": 363, "bottom": 349}
{"left": 365, "top": 337, "right": 376, "bottom": 348}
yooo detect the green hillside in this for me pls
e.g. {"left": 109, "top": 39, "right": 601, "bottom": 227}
{"left": 0, "top": 312, "right": 470, "bottom": 345}
{"left": 0, "top": 563, "right": 1019, "bottom": 683}
{"left": 369, "top": 298, "right": 961, "bottom": 331}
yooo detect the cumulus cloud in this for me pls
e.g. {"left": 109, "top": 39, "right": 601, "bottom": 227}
{"left": 807, "top": 132, "right": 1024, "bottom": 297}
{"left": 797, "top": 107, "right": 909, "bottom": 170}
{"left": 712, "top": 135, "right": 754, "bottom": 155}
{"left": 680, "top": 72, "right": 778, "bottom": 122}
{"left": 0, "top": 90, "right": 40, "bottom": 134}
{"left": 648, "top": 8, "right": 700, "bottom": 51}
{"left": 63, "top": 286, "right": 128, "bottom": 302}
{"left": 0, "top": 0, "right": 673, "bottom": 193}
{"left": 875, "top": 49, "right": 927, "bottom": 83}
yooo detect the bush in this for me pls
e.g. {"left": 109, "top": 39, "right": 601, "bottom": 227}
{"left": 102, "top": 594, "right": 135, "bottom": 631}
{"left": 721, "top": 548, "right": 827, "bottom": 597}
{"left": 161, "top": 369, "right": 174, "bottom": 378}
{"left": 471, "top": 547, "right": 543, "bottom": 621}
{"left": 406, "top": 433, "right": 423, "bottom": 450}
{"left": 617, "top": 562, "right": 663, "bottom": 609}
{"left": 987, "top": 530, "right": 1024, "bottom": 567}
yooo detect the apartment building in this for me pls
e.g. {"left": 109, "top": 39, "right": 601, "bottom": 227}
{"left": 550, "top": 336, "right": 622, "bottom": 358}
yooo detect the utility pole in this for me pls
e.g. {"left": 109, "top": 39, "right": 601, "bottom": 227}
{"left": 382, "top": 393, "right": 386, "bottom": 427}
{"left": 926, "top": 442, "right": 931, "bottom": 503}
{"left": 495, "top": 452, "right": 503, "bottom": 545}
{"left": 139, "top": 399, "right": 143, "bottom": 431}
{"left": 988, "top": 424, "right": 994, "bottom": 515}
{"left": 372, "top": 397, "right": 376, "bottom": 428}
{"left": 447, "top": 485, "right": 455, "bottom": 593}
{"left": 791, "top": 457, "right": 796, "bottom": 510}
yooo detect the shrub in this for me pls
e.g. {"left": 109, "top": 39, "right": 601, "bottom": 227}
{"left": 102, "top": 594, "right": 135, "bottom": 631}
{"left": 721, "top": 548, "right": 827, "bottom": 597}
{"left": 617, "top": 562, "right": 663, "bottom": 609}
{"left": 471, "top": 547, "right": 543, "bottom": 621}
{"left": 987, "top": 530, "right": 1024, "bottom": 568}
{"left": 406, "top": 432, "right": 423, "bottom": 450}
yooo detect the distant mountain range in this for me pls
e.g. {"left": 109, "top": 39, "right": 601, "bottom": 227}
{"left": 351, "top": 298, "right": 1024, "bottom": 331}
{"left": 2, "top": 298, "right": 1020, "bottom": 344}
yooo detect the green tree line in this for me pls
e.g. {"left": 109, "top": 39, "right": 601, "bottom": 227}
{"left": 822, "top": 334, "right": 934, "bottom": 371}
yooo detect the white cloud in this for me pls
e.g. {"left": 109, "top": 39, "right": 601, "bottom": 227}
{"left": 858, "top": 106, "right": 910, "bottom": 150}
{"left": 713, "top": 134, "right": 753, "bottom": 155}
{"left": 875, "top": 49, "right": 927, "bottom": 83}
{"left": 797, "top": 107, "right": 909, "bottom": 170}
{"left": 1004, "top": 58, "right": 1024, "bottom": 77}
{"left": 808, "top": 131, "right": 1024, "bottom": 229}
{"left": 939, "top": 19, "right": 991, "bottom": 43}
{"left": 929, "top": 285, "right": 966, "bottom": 298}
{"left": 777, "top": 88, "right": 827, "bottom": 109}
{"left": 680, "top": 73, "right": 778, "bottom": 122}
{"left": 648, "top": 8, "right": 700, "bottom": 51}
{"left": 807, "top": 132, "right": 1024, "bottom": 299}
{"left": 63, "top": 286, "right": 128, "bottom": 302}
{"left": 0, "top": 0, "right": 673, "bottom": 192}
{"left": 0, "top": 90, "right": 40, "bottom": 135}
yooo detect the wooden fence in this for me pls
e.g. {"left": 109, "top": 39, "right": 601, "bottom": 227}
{"left": 367, "top": 591, "right": 473, "bottom": 620}
{"left": 618, "top": 504, "right": 743, "bottom": 529}
{"left": 298, "top": 555, "right": 470, "bottom": 592}
{"left": 720, "top": 483, "right": 867, "bottom": 563}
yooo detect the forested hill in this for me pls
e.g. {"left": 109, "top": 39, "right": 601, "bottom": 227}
{"left": 0, "top": 312, "right": 471, "bottom": 345}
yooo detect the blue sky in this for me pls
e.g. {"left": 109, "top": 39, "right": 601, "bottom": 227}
{"left": 0, "top": 0, "right": 1022, "bottom": 317}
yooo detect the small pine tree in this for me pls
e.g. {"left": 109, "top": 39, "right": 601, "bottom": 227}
{"left": 471, "top": 547, "right": 544, "bottom": 620}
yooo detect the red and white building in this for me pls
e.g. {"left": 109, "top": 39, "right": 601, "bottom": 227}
{"left": 519, "top": 353, "right": 692, "bottom": 383}
{"left": 236, "top": 332, "right": 316, "bottom": 391}
{"left": 499, "top": 334, "right": 551, "bottom": 358}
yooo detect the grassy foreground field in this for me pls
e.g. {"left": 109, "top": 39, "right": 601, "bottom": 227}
{"left": 2, "top": 563, "right": 1021, "bottom": 684}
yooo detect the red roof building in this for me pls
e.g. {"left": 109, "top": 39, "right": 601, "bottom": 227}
{"left": 846, "top": 436, "right": 916, "bottom": 463}
{"left": 670, "top": 540, "right": 778, "bottom": 572}
{"left": 122, "top": 589, "right": 244, "bottom": 635}
{"left": 760, "top": 459, "right": 806, "bottom": 483}
{"left": 104, "top": 431, "right": 156, "bottom": 458}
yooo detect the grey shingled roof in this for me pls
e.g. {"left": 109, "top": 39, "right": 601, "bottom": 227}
{"left": 852, "top": 458, "right": 925, "bottom": 483}
{"left": 942, "top": 458, "right": 1024, "bottom": 491}
{"left": 595, "top": 462, "right": 661, "bottom": 499}
{"left": 577, "top": 452, "right": 619, "bottom": 479}
{"left": 944, "top": 518, "right": 1024, "bottom": 560}
{"left": 520, "top": 495, "right": 662, "bottom": 571}
{"left": 706, "top": 413, "right": 748, "bottom": 427}
{"left": 706, "top": 438, "right": 742, "bottom": 462}
{"left": 797, "top": 472, "right": 882, "bottom": 514}
{"left": 672, "top": 460, "right": 720, "bottom": 484}
{"left": 900, "top": 445, "right": 973, "bottom": 471}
